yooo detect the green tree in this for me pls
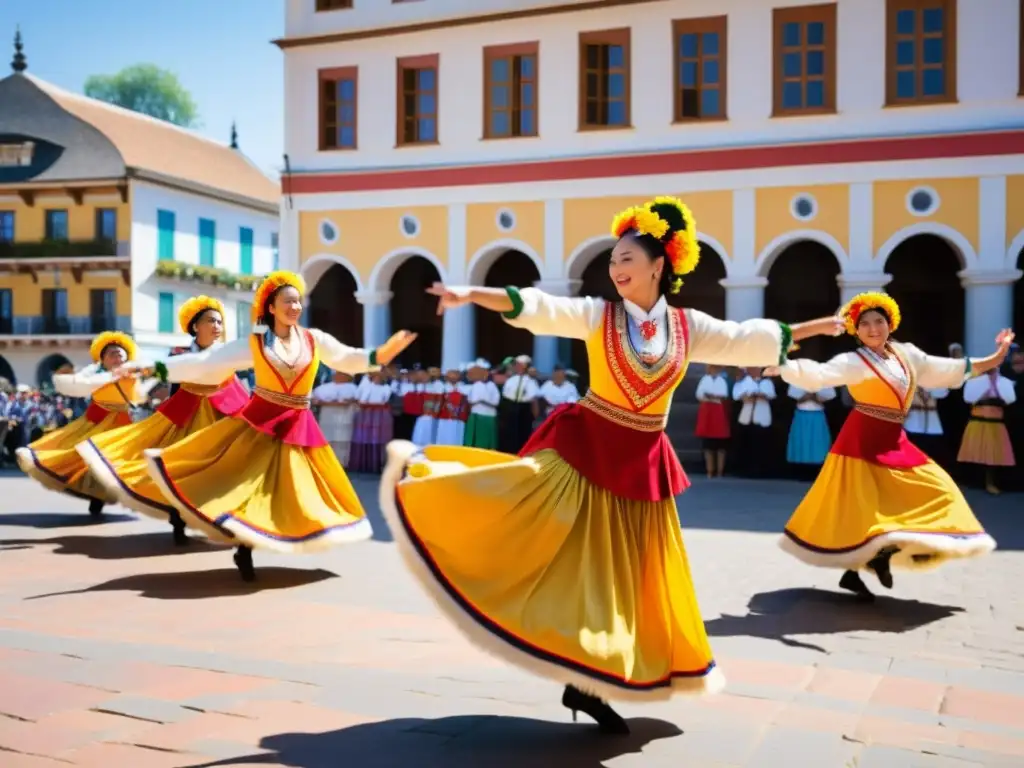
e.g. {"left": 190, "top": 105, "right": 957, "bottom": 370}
{"left": 84, "top": 64, "right": 199, "bottom": 128}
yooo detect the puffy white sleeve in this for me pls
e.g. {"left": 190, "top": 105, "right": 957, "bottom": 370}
{"left": 818, "top": 386, "right": 837, "bottom": 402}
{"left": 144, "top": 338, "right": 253, "bottom": 385}
{"left": 695, "top": 376, "right": 711, "bottom": 401}
{"left": 52, "top": 364, "right": 114, "bottom": 398}
{"left": 778, "top": 352, "right": 869, "bottom": 391}
{"left": 762, "top": 379, "right": 777, "bottom": 399}
{"left": 732, "top": 379, "right": 749, "bottom": 400}
{"left": 961, "top": 377, "right": 984, "bottom": 405}
{"left": 502, "top": 287, "right": 604, "bottom": 341}
{"left": 900, "top": 343, "right": 970, "bottom": 390}
{"left": 308, "top": 328, "right": 375, "bottom": 375}
{"left": 685, "top": 310, "right": 785, "bottom": 368}
{"left": 787, "top": 385, "right": 806, "bottom": 401}
{"left": 999, "top": 377, "right": 1017, "bottom": 406}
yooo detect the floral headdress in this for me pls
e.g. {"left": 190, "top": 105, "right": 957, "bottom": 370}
{"left": 840, "top": 292, "right": 902, "bottom": 336}
{"left": 178, "top": 295, "right": 226, "bottom": 335}
{"left": 252, "top": 270, "right": 307, "bottom": 328}
{"left": 89, "top": 331, "right": 138, "bottom": 364}
{"left": 610, "top": 196, "right": 700, "bottom": 293}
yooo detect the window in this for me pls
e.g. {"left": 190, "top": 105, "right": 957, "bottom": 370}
{"left": 45, "top": 209, "right": 69, "bottom": 241}
{"left": 89, "top": 289, "right": 116, "bottom": 334}
{"left": 271, "top": 232, "right": 279, "bottom": 271}
{"left": 315, "top": 0, "right": 351, "bottom": 9}
{"left": 157, "top": 209, "right": 175, "bottom": 261}
{"left": 0, "top": 289, "right": 12, "bottom": 334}
{"left": 579, "top": 29, "right": 631, "bottom": 130}
{"left": 239, "top": 227, "right": 254, "bottom": 275}
{"left": 773, "top": 4, "right": 837, "bottom": 116}
{"left": 886, "top": 0, "right": 957, "bottom": 105}
{"left": 42, "top": 288, "right": 68, "bottom": 334}
{"left": 95, "top": 208, "right": 117, "bottom": 241}
{"left": 199, "top": 218, "right": 216, "bottom": 267}
{"left": 0, "top": 211, "right": 14, "bottom": 243}
{"left": 158, "top": 292, "right": 174, "bottom": 334}
{"left": 397, "top": 55, "right": 439, "bottom": 146}
{"left": 673, "top": 16, "right": 727, "bottom": 122}
{"left": 319, "top": 67, "right": 358, "bottom": 150}
{"left": 237, "top": 301, "right": 252, "bottom": 336}
{"left": 483, "top": 43, "right": 539, "bottom": 139}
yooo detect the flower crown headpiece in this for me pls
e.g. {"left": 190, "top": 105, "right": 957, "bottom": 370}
{"left": 178, "top": 295, "right": 226, "bottom": 336}
{"left": 840, "top": 292, "right": 902, "bottom": 336}
{"left": 610, "top": 196, "right": 700, "bottom": 294}
{"left": 89, "top": 331, "right": 138, "bottom": 363}
{"left": 252, "top": 270, "right": 307, "bottom": 327}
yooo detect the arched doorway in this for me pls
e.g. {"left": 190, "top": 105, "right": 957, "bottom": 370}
{"left": 390, "top": 256, "right": 442, "bottom": 367}
{"left": 476, "top": 250, "right": 541, "bottom": 368}
{"left": 308, "top": 264, "right": 362, "bottom": 349}
{"left": 0, "top": 354, "right": 15, "bottom": 387}
{"left": 37, "top": 353, "right": 73, "bottom": 390}
{"left": 570, "top": 248, "right": 613, "bottom": 391}
{"left": 884, "top": 235, "right": 964, "bottom": 355}
{"left": 668, "top": 242, "right": 727, "bottom": 318}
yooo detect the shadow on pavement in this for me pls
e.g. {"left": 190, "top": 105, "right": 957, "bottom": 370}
{"left": 25, "top": 566, "right": 337, "bottom": 601}
{"left": 183, "top": 715, "right": 681, "bottom": 768}
{"left": 705, "top": 588, "right": 964, "bottom": 653}
{"left": 0, "top": 531, "right": 226, "bottom": 559}
{"left": 0, "top": 510, "right": 135, "bottom": 528}
{"left": 348, "top": 472, "right": 394, "bottom": 543}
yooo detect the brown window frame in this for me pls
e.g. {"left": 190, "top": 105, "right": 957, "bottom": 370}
{"left": 772, "top": 4, "right": 837, "bottom": 117}
{"left": 315, "top": 0, "right": 351, "bottom": 11}
{"left": 672, "top": 16, "right": 728, "bottom": 123}
{"left": 578, "top": 28, "right": 631, "bottom": 131}
{"left": 396, "top": 54, "right": 440, "bottom": 147}
{"left": 885, "top": 0, "right": 958, "bottom": 106}
{"left": 318, "top": 66, "right": 358, "bottom": 151}
{"left": 482, "top": 42, "right": 539, "bottom": 140}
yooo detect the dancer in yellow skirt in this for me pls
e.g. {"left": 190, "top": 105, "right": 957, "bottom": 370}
{"left": 78, "top": 296, "right": 249, "bottom": 545}
{"left": 379, "top": 197, "right": 844, "bottom": 733}
{"left": 17, "top": 332, "right": 147, "bottom": 518}
{"left": 768, "top": 292, "right": 1013, "bottom": 600}
{"left": 116, "top": 271, "right": 416, "bottom": 581}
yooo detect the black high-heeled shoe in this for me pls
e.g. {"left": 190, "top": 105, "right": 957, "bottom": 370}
{"left": 233, "top": 546, "right": 255, "bottom": 582}
{"left": 561, "top": 685, "right": 630, "bottom": 735}
{"left": 169, "top": 513, "right": 189, "bottom": 547}
{"left": 867, "top": 548, "right": 896, "bottom": 589}
{"left": 839, "top": 570, "right": 875, "bottom": 601}
{"left": 88, "top": 499, "right": 104, "bottom": 518}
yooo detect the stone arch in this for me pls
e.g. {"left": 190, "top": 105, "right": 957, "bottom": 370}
{"left": 467, "top": 239, "right": 544, "bottom": 285}
{"left": 875, "top": 223, "right": 975, "bottom": 270}
{"left": 0, "top": 354, "right": 15, "bottom": 387}
{"left": 566, "top": 236, "right": 617, "bottom": 281}
{"left": 755, "top": 230, "right": 847, "bottom": 278}
{"left": 36, "top": 353, "right": 73, "bottom": 390}
{"left": 765, "top": 242, "right": 842, "bottom": 363}
{"left": 307, "top": 262, "right": 363, "bottom": 349}
{"left": 369, "top": 248, "right": 447, "bottom": 295}
{"left": 473, "top": 248, "right": 542, "bottom": 369}
{"left": 389, "top": 255, "right": 444, "bottom": 367}
{"left": 300, "top": 253, "right": 366, "bottom": 294}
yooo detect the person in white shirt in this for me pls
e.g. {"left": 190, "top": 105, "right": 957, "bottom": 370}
{"left": 785, "top": 384, "right": 836, "bottom": 476}
{"left": 958, "top": 369, "right": 1017, "bottom": 494}
{"left": 733, "top": 367, "right": 776, "bottom": 477}
{"left": 904, "top": 386, "right": 949, "bottom": 466}
{"left": 694, "top": 364, "right": 731, "bottom": 479}
{"left": 349, "top": 371, "right": 394, "bottom": 473}
{"left": 411, "top": 367, "right": 444, "bottom": 447}
{"left": 538, "top": 365, "right": 580, "bottom": 419}
{"left": 500, "top": 354, "right": 539, "bottom": 453}
{"left": 435, "top": 368, "right": 469, "bottom": 446}
{"left": 312, "top": 371, "right": 359, "bottom": 466}
{"left": 462, "top": 359, "right": 500, "bottom": 449}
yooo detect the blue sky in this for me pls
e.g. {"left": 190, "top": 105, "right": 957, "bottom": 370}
{"left": 0, "top": 0, "right": 284, "bottom": 177}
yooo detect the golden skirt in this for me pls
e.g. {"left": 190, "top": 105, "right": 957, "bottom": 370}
{"left": 143, "top": 417, "right": 372, "bottom": 552}
{"left": 16, "top": 411, "right": 125, "bottom": 503}
{"left": 78, "top": 400, "right": 225, "bottom": 520}
{"left": 380, "top": 440, "right": 725, "bottom": 702}
{"left": 957, "top": 420, "right": 1015, "bottom": 467}
{"left": 781, "top": 453, "right": 996, "bottom": 571}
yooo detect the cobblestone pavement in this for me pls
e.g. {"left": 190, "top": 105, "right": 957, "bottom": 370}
{"left": 1, "top": 469, "right": 1023, "bottom": 767}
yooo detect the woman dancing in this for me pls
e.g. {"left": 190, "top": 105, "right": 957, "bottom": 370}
{"left": 768, "top": 292, "right": 1011, "bottom": 600}
{"left": 78, "top": 297, "right": 248, "bottom": 544}
{"left": 380, "top": 197, "right": 843, "bottom": 733}
{"left": 117, "top": 271, "right": 416, "bottom": 580}
{"left": 17, "top": 332, "right": 147, "bottom": 518}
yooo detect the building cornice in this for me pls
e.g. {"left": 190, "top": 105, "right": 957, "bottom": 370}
{"left": 127, "top": 168, "right": 279, "bottom": 216}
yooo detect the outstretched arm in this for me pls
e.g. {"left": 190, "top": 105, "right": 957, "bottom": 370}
{"left": 686, "top": 310, "right": 843, "bottom": 368}
{"left": 52, "top": 364, "right": 115, "bottom": 398}
{"left": 768, "top": 353, "right": 867, "bottom": 392}
{"left": 127, "top": 338, "right": 253, "bottom": 386}
{"left": 309, "top": 328, "right": 415, "bottom": 375}
{"left": 902, "top": 330, "right": 1013, "bottom": 390}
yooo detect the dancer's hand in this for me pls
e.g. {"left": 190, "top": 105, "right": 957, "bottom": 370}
{"left": 376, "top": 330, "right": 418, "bottom": 366}
{"left": 426, "top": 283, "right": 472, "bottom": 315}
{"left": 996, "top": 329, "right": 1015, "bottom": 353}
{"left": 762, "top": 366, "right": 781, "bottom": 377}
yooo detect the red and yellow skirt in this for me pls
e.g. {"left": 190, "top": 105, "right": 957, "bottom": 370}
{"left": 957, "top": 406, "right": 1015, "bottom": 467}
{"left": 781, "top": 408, "right": 996, "bottom": 571}
{"left": 380, "top": 397, "right": 724, "bottom": 702}
{"left": 78, "top": 379, "right": 250, "bottom": 519}
{"left": 16, "top": 402, "right": 132, "bottom": 503}
{"left": 143, "top": 391, "right": 372, "bottom": 552}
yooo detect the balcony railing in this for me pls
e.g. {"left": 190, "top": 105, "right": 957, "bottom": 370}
{"left": 89, "top": 315, "right": 116, "bottom": 334}
{"left": 0, "top": 238, "right": 120, "bottom": 259}
{"left": 0, "top": 318, "right": 11, "bottom": 335}
{"left": 0, "top": 315, "right": 132, "bottom": 335}
{"left": 42, "top": 317, "right": 71, "bottom": 334}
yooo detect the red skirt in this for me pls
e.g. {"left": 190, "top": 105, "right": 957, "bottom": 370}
{"left": 695, "top": 402, "right": 730, "bottom": 439}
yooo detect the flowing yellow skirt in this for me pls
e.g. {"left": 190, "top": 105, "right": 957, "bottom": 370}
{"left": 957, "top": 420, "right": 1015, "bottom": 467}
{"left": 781, "top": 454, "right": 996, "bottom": 571}
{"left": 143, "top": 417, "right": 372, "bottom": 552}
{"left": 77, "top": 399, "right": 226, "bottom": 520}
{"left": 379, "top": 440, "right": 725, "bottom": 702}
{"left": 16, "top": 411, "right": 127, "bottom": 503}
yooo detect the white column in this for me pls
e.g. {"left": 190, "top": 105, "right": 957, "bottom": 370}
{"left": 278, "top": 204, "right": 300, "bottom": 273}
{"left": 958, "top": 269, "right": 1022, "bottom": 356}
{"left": 532, "top": 278, "right": 580, "bottom": 374}
{"left": 719, "top": 276, "right": 767, "bottom": 321}
{"left": 442, "top": 202, "right": 474, "bottom": 369}
{"left": 847, "top": 183, "right": 874, "bottom": 268}
{"left": 543, "top": 199, "right": 565, "bottom": 280}
{"left": 977, "top": 177, "right": 1007, "bottom": 271}
{"left": 731, "top": 189, "right": 757, "bottom": 273}
{"left": 836, "top": 272, "right": 892, "bottom": 305}
{"left": 354, "top": 290, "right": 392, "bottom": 349}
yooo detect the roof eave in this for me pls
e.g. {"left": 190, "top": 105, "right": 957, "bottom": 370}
{"left": 126, "top": 168, "right": 280, "bottom": 216}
